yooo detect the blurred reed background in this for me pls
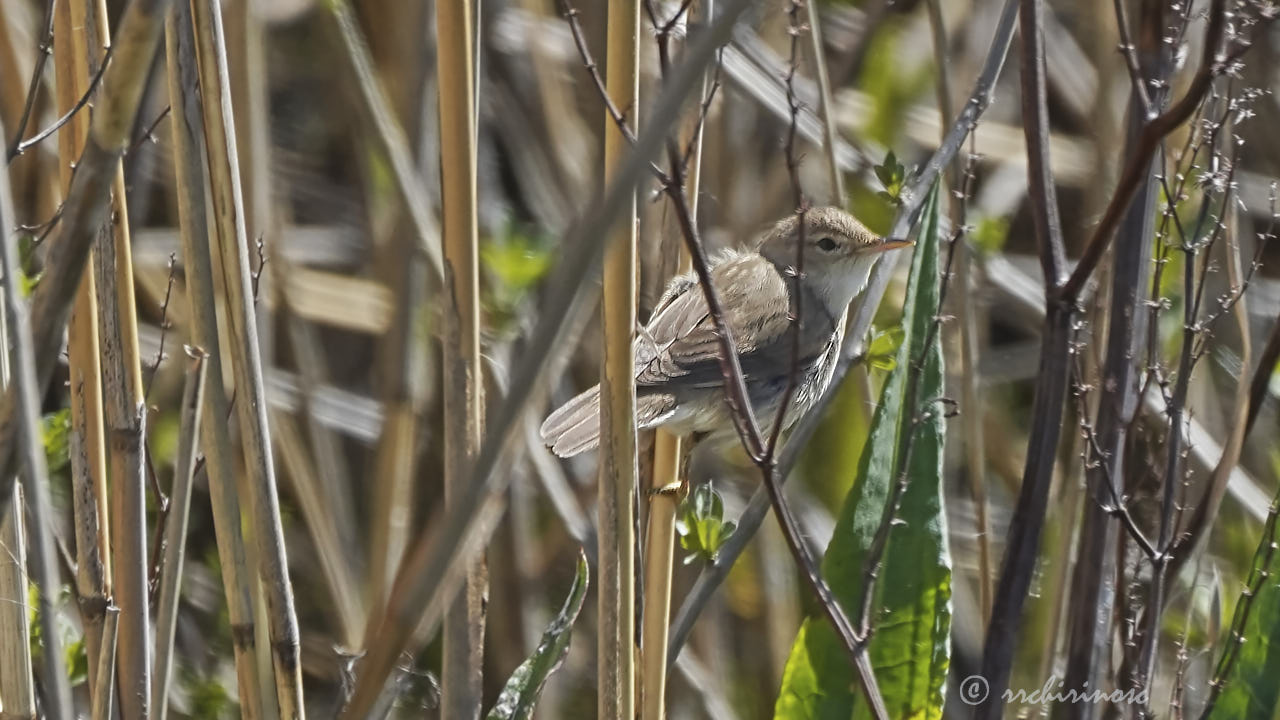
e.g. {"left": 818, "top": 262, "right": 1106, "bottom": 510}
{"left": 0, "top": 0, "right": 1279, "bottom": 718}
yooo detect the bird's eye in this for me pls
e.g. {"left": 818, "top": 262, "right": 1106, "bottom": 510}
{"left": 816, "top": 237, "right": 838, "bottom": 252}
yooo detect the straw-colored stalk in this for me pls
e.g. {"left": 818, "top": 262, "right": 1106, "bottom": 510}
{"left": 187, "top": 0, "right": 304, "bottom": 714}
{"left": 600, "top": 0, "right": 641, "bottom": 717}
{"left": 85, "top": 0, "right": 151, "bottom": 710}
{"left": 164, "top": 3, "right": 264, "bottom": 714}
{"left": 0, "top": 483, "right": 34, "bottom": 718}
{"left": 93, "top": 178, "right": 151, "bottom": 720}
{"left": 152, "top": 349, "right": 207, "bottom": 720}
{"left": 0, "top": 113, "right": 72, "bottom": 720}
{"left": 641, "top": 430, "right": 682, "bottom": 720}
{"left": 92, "top": 606, "right": 119, "bottom": 720}
{"left": 436, "top": 0, "right": 487, "bottom": 715}
{"left": 52, "top": 0, "right": 112, "bottom": 699}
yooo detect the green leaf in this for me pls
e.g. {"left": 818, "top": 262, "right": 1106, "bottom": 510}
{"left": 42, "top": 409, "right": 70, "bottom": 477}
{"left": 775, "top": 183, "right": 951, "bottom": 720}
{"left": 677, "top": 483, "right": 737, "bottom": 564}
{"left": 486, "top": 550, "right": 589, "bottom": 720}
{"left": 1206, "top": 492, "right": 1280, "bottom": 719}
{"left": 872, "top": 151, "right": 908, "bottom": 207}
{"left": 866, "top": 326, "right": 905, "bottom": 373}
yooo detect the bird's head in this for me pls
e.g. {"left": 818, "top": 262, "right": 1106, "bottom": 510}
{"left": 758, "top": 206, "right": 913, "bottom": 314}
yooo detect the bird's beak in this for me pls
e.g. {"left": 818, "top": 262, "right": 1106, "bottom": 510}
{"left": 868, "top": 238, "right": 914, "bottom": 253}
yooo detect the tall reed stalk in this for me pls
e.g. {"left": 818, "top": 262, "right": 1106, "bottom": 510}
{"left": 187, "top": 0, "right": 304, "bottom": 713}
{"left": 0, "top": 482, "right": 33, "bottom": 717}
{"left": 165, "top": 2, "right": 264, "bottom": 714}
{"left": 600, "top": 1, "right": 641, "bottom": 717}
{"left": 436, "top": 0, "right": 487, "bottom": 716}
{"left": 51, "top": 0, "right": 112, "bottom": 700}
{"left": 81, "top": 0, "right": 152, "bottom": 710}
{"left": 152, "top": 349, "right": 207, "bottom": 720}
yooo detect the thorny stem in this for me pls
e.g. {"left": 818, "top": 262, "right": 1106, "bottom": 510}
{"left": 1061, "top": 0, "right": 1261, "bottom": 301}
{"left": 126, "top": 104, "right": 173, "bottom": 155}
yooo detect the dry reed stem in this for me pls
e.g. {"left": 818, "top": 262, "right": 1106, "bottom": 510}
{"left": 600, "top": 0, "right": 642, "bottom": 717}
{"left": 0, "top": 483, "right": 34, "bottom": 718}
{"left": 152, "top": 349, "right": 207, "bottom": 720}
{"left": 164, "top": 3, "right": 264, "bottom": 713}
{"left": 436, "top": 0, "right": 488, "bottom": 715}
{"left": 187, "top": 0, "right": 304, "bottom": 714}
{"left": 52, "top": 0, "right": 112, "bottom": 699}
{"left": 92, "top": 606, "right": 119, "bottom": 720}
{"left": 88, "top": 0, "right": 151, "bottom": 705}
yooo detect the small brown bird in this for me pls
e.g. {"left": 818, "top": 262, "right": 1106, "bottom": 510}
{"left": 540, "top": 207, "right": 912, "bottom": 457}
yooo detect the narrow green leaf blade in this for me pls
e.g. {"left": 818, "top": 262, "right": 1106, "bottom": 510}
{"left": 775, "top": 184, "right": 951, "bottom": 720}
{"left": 486, "top": 550, "right": 589, "bottom": 720}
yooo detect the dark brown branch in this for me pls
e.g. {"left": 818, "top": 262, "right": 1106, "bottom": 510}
{"left": 1113, "top": 0, "right": 1153, "bottom": 117}
{"left": 972, "top": 0, "right": 1073, "bottom": 713}
{"left": 770, "top": 0, "right": 810, "bottom": 462}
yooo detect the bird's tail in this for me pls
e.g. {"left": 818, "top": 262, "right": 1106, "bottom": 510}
{"left": 540, "top": 385, "right": 673, "bottom": 457}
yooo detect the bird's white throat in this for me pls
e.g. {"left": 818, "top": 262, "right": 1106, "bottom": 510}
{"left": 807, "top": 254, "right": 880, "bottom": 317}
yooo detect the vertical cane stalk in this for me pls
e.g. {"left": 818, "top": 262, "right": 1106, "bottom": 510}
{"left": 152, "top": 349, "right": 207, "bottom": 720}
{"left": 437, "top": 0, "right": 487, "bottom": 715}
{"left": 51, "top": 0, "right": 112, "bottom": 700}
{"left": 600, "top": 0, "right": 641, "bottom": 717}
{"left": 85, "top": 0, "right": 151, "bottom": 709}
{"left": 186, "top": 0, "right": 305, "bottom": 714}
{"left": 0, "top": 480, "right": 34, "bottom": 718}
{"left": 92, "top": 607, "right": 119, "bottom": 720}
{"left": 165, "top": 2, "right": 265, "bottom": 715}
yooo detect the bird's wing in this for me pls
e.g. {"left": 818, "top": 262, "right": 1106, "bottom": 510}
{"left": 635, "top": 253, "right": 836, "bottom": 390}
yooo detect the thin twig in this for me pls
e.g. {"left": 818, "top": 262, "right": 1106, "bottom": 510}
{"left": 1113, "top": 0, "right": 1153, "bottom": 117}
{"left": 3, "top": 0, "right": 55, "bottom": 160}
{"left": 7, "top": 44, "right": 116, "bottom": 161}
{"left": 126, "top": 104, "right": 172, "bottom": 155}
{"left": 144, "top": 252, "right": 178, "bottom": 401}
{"left": 1059, "top": 0, "right": 1245, "bottom": 301}
{"left": 153, "top": 348, "right": 208, "bottom": 720}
